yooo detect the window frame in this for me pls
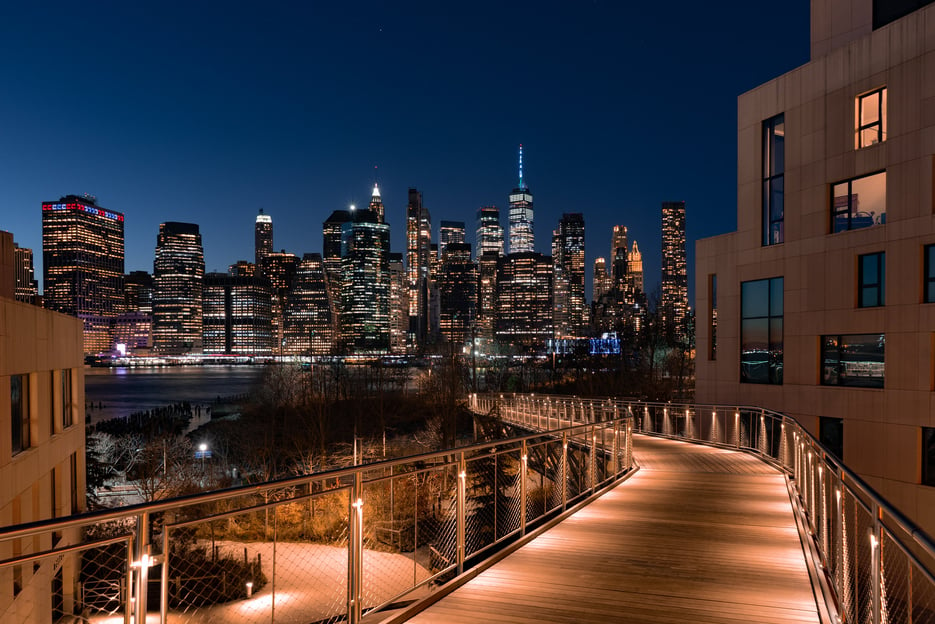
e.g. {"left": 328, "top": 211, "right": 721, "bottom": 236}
{"left": 61, "top": 368, "right": 73, "bottom": 429}
{"left": 831, "top": 170, "right": 887, "bottom": 233}
{"left": 740, "top": 277, "right": 783, "bottom": 385}
{"left": 762, "top": 114, "right": 785, "bottom": 246}
{"left": 11, "top": 374, "right": 30, "bottom": 455}
{"left": 856, "top": 87, "right": 886, "bottom": 148}
{"left": 858, "top": 252, "right": 885, "bottom": 308}
{"left": 924, "top": 244, "right": 935, "bottom": 304}
{"left": 820, "top": 333, "right": 885, "bottom": 388}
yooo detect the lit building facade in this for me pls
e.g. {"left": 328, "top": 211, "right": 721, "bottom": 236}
{"left": 388, "top": 252, "right": 409, "bottom": 354}
{"left": 611, "top": 225, "right": 629, "bottom": 292}
{"left": 369, "top": 184, "right": 385, "bottom": 223}
{"left": 496, "top": 252, "right": 553, "bottom": 349}
{"left": 13, "top": 242, "right": 38, "bottom": 304}
{"left": 439, "top": 221, "right": 466, "bottom": 258}
{"left": 553, "top": 213, "right": 586, "bottom": 338}
{"left": 42, "top": 195, "right": 125, "bottom": 355}
{"left": 323, "top": 209, "right": 352, "bottom": 338}
{"left": 255, "top": 209, "right": 273, "bottom": 266}
{"left": 593, "top": 257, "right": 611, "bottom": 303}
{"left": 260, "top": 250, "right": 299, "bottom": 352}
{"left": 283, "top": 253, "right": 334, "bottom": 356}
{"left": 438, "top": 242, "right": 477, "bottom": 345}
{"left": 341, "top": 208, "right": 391, "bottom": 353}
{"left": 152, "top": 222, "right": 204, "bottom": 354}
{"left": 476, "top": 206, "right": 504, "bottom": 257}
{"left": 661, "top": 201, "right": 688, "bottom": 331}
{"left": 202, "top": 273, "right": 273, "bottom": 355}
{"left": 477, "top": 251, "right": 499, "bottom": 341}
{"left": 406, "top": 188, "right": 432, "bottom": 349}
{"left": 628, "top": 241, "right": 644, "bottom": 294}
{"left": 228, "top": 260, "right": 258, "bottom": 277}
{"left": 508, "top": 145, "right": 534, "bottom": 254}
{"left": 695, "top": 0, "right": 935, "bottom": 534}
{"left": 0, "top": 230, "right": 86, "bottom": 624}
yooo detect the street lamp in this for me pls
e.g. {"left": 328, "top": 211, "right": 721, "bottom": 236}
{"left": 199, "top": 443, "right": 208, "bottom": 475}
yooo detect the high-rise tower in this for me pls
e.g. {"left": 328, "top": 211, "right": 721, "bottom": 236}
{"left": 42, "top": 194, "right": 125, "bottom": 354}
{"left": 406, "top": 188, "right": 432, "bottom": 348}
{"left": 611, "top": 225, "right": 629, "bottom": 291}
{"left": 341, "top": 207, "right": 391, "bottom": 353}
{"left": 476, "top": 206, "right": 504, "bottom": 257}
{"left": 661, "top": 201, "right": 687, "bottom": 331}
{"left": 369, "top": 184, "right": 385, "bottom": 223}
{"left": 553, "top": 213, "right": 586, "bottom": 338}
{"left": 439, "top": 221, "right": 466, "bottom": 258}
{"left": 255, "top": 209, "right": 273, "bottom": 266}
{"left": 508, "top": 145, "right": 534, "bottom": 254}
{"left": 153, "top": 222, "right": 205, "bottom": 354}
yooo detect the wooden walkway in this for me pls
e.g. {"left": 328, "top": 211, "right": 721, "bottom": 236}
{"left": 404, "top": 435, "right": 820, "bottom": 624}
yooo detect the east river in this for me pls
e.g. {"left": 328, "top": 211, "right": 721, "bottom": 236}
{"left": 83, "top": 365, "right": 266, "bottom": 424}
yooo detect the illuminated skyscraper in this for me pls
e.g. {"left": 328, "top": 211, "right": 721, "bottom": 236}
{"left": 153, "top": 222, "right": 204, "bottom": 354}
{"left": 283, "top": 253, "right": 333, "bottom": 355}
{"left": 369, "top": 184, "right": 385, "bottom": 223}
{"left": 13, "top": 242, "right": 38, "bottom": 304}
{"left": 406, "top": 188, "right": 432, "bottom": 348}
{"left": 115, "top": 270, "right": 153, "bottom": 354}
{"left": 388, "top": 252, "right": 409, "bottom": 354}
{"left": 255, "top": 209, "right": 273, "bottom": 266}
{"left": 341, "top": 207, "right": 391, "bottom": 353}
{"left": 628, "top": 241, "right": 644, "bottom": 294}
{"left": 508, "top": 145, "right": 534, "bottom": 254}
{"left": 553, "top": 213, "right": 586, "bottom": 338}
{"left": 124, "top": 271, "right": 153, "bottom": 314}
{"left": 260, "top": 250, "right": 299, "bottom": 351}
{"left": 439, "top": 221, "right": 466, "bottom": 258}
{"left": 202, "top": 273, "right": 273, "bottom": 355}
{"left": 496, "top": 252, "right": 552, "bottom": 349}
{"left": 323, "top": 209, "right": 352, "bottom": 338}
{"left": 476, "top": 251, "right": 499, "bottom": 341}
{"left": 661, "top": 201, "right": 688, "bottom": 331}
{"left": 42, "top": 194, "right": 125, "bottom": 354}
{"left": 438, "top": 242, "right": 477, "bottom": 345}
{"left": 611, "top": 225, "right": 629, "bottom": 291}
{"left": 476, "top": 206, "right": 504, "bottom": 257}
{"left": 228, "top": 260, "right": 258, "bottom": 277}
{"left": 593, "top": 257, "right": 610, "bottom": 303}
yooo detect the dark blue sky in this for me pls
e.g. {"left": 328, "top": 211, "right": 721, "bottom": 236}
{"left": 0, "top": 1, "right": 810, "bottom": 305}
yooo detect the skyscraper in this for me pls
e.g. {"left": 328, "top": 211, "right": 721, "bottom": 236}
{"left": 406, "top": 188, "right": 432, "bottom": 349}
{"left": 116, "top": 270, "right": 153, "bottom": 354}
{"left": 553, "top": 213, "right": 586, "bottom": 338}
{"left": 476, "top": 206, "right": 504, "bottom": 257}
{"left": 260, "top": 250, "right": 299, "bottom": 352}
{"left": 661, "top": 201, "right": 688, "bottom": 331}
{"left": 439, "top": 221, "right": 466, "bottom": 258}
{"left": 12, "top": 242, "right": 38, "bottom": 304}
{"left": 438, "top": 242, "right": 477, "bottom": 345}
{"left": 255, "top": 209, "right": 273, "bottom": 266}
{"left": 341, "top": 207, "right": 391, "bottom": 353}
{"left": 153, "top": 222, "right": 204, "bottom": 354}
{"left": 42, "top": 194, "right": 125, "bottom": 355}
{"left": 388, "top": 252, "right": 409, "bottom": 354}
{"left": 202, "top": 273, "right": 273, "bottom": 355}
{"left": 476, "top": 251, "right": 499, "bottom": 341}
{"left": 508, "top": 145, "right": 534, "bottom": 254}
{"left": 593, "top": 257, "right": 610, "bottom": 303}
{"left": 283, "top": 253, "right": 333, "bottom": 355}
{"left": 628, "top": 241, "right": 644, "bottom": 294}
{"left": 496, "top": 252, "right": 553, "bottom": 349}
{"left": 369, "top": 184, "right": 385, "bottom": 223}
{"left": 611, "top": 225, "right": 629, "bottom": 291}
{"left": 323, "top": 208, "right": 352, "bottom": 337}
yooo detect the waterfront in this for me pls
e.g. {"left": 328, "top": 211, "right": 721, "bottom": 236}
{"left": 84, "top": 365, "right": 265, "bottom": 424}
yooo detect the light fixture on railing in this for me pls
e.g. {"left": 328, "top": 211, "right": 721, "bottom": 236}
{"left": 246, "top": 581, "right": 254, "bottom": 598}
{"left": 870, "top": 534, "right": 879, "bottom": 550}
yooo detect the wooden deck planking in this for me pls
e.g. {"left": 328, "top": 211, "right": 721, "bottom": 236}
{"left": 404, "top": 435, "right": 819, "bottom": 624}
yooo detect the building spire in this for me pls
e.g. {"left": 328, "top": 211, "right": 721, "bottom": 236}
{"left": 518, "top": 144, "right": 525, "bottom": 189}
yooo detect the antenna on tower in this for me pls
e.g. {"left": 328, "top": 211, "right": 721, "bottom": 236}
{"left": 518, "top": 144, "right": 525, "bottom": 189}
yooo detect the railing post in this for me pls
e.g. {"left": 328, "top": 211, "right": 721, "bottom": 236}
{"left": 134, "top": 511, "right": 150, "bottom": 624}
{"left": 871, "top": 502, "right": 882, "bottom": 624}
{"left": 834, "top": 473, "right": 844, "bottom": 614}
{"left": 160, "top": 526, "right": 170, "bottom": 624}
{"left": 589, "top": 425, "right": 597, "bottom": 492}
{"left": 520, "top": 440, "right": 528, "bottom": 536}
{"left": 348, "top": 472, "right": 363, "bottom": 624}
{"left": 457, "top": 452, "right": 466, "bottom": 575}
{"left": 124, "top": 537, "right": 134, "bottom": 624}
{"left": 562, "top": 432, "right": 568, "bottom": 511}
{"left": 612, "top": 420, "right": 619, "bottom": 476}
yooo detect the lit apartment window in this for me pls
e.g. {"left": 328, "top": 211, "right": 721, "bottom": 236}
{"left": 832, "top": 171, "right": 886, "bottom": 233}
{"left": 857, "top": 87, "right": 886, "bottom": 148}
{"left": 762, "top": 114, "right": 784, "bottom": 246}
{"left": 11, "top": 374, "right": 30, "bottom": 455}
{"left": 821, "top": 334, "right": 885, "bottom": 388}
{"left": 819, "top": 416, "right": 844, "bottom": 461}
{"left": 858, "top": 252, "right": 885, "bottom": 307}
{"left": 925, "top": 244, "right": 935, "bottom": 303}
{"left": 741, "top": 277, "right": 783, "bottom": 384}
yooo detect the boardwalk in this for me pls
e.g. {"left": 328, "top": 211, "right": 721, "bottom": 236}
{"left": 404, "top": 435, "right": 820, "bottom": 624}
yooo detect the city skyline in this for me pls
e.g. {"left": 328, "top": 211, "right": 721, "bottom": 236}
{"left": 0, "top": 2, "right": 810, "bottom": 305}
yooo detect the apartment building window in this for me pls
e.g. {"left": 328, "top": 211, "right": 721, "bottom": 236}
{"left": 69, "top": 453, "right": 79, "bottom": 514}
{"left": 709, "top": 274, "right": 717, "bottom": 360}
{"left": 741, "top": 277, "right": 783, "bottom": 384}
{"left": 923, "top": 427, "right": 935, "bottom": 486}
{"left": 821, "top": 334, "right": 885, "bottom": 388}
{"left": 857, "top": 87, "right": 886, "bottom": 148}
{"left": 11, "top": 374, "right": 30, "bottom": 455}
{"left": 925, "top": 244, "right": 935, "bottom": 303}
{"left": 61, "top": 369, "right": 73, "bottom": 428}
{"left": 819, "top": 417, "right": 844, "bottom": 461}
{"left": 832, "top": 171, "right": 886, "bottom": 233}
{"left": 762, "top": 114, "right": 785, "bottom": 246}
{"left": 858, "top": 252, "right": 885, "bottom": 307}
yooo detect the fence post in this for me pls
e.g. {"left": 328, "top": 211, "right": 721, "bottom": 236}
{"left": 871, "top": 502, "right": 882, "bottom": 624}
{"left": 589, "top": 425, "right": 597, "bottom": 493}
{"left": 348, "top": 472, "right": 363, "bottom": 624}
{"left": 457, "top": 452, "right": 466, "bottom": 575}
{"left": 124, "top": 537, "right": 134, "bottom": 624}
{"left": 161, "top": 526, "right": 170, "bottom": 624}
{"left": 520, "top": 440, "right": 528, "bottom": 537}
{"left": 562, "top": 432, "right": 568, "bottom": 511}
{"left": 133, "top": 512, "right": 150, "bottom": 624}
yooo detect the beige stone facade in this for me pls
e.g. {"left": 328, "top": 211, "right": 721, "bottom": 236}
{"left": 0, "top": 231, "right": 86, "bottom": 622}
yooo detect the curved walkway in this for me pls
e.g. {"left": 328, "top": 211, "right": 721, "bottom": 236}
{"left": 404, "top": 435, "right": 821, "bottom": 624}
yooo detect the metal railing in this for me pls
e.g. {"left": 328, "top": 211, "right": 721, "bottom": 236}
{"left": 481, "top": 392, "right": 935, "bottom": 624}
{"left": 0, "top": 404, "right": 632, "bottom": 624}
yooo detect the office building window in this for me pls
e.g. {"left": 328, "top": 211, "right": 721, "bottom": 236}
{"left": 925, "top": 245, "right": 935, "bottom": 303}
{"left": 820, "top": 417, "right": 844, "bottom": 461}
{"left": 741, "top": 277, "right": 783, "bottom": 384}
{"left": 821, "top": 334, "right": 885, "bottom": 388}
{"left": 61, "top": 369, "right": 73, "bottom": 428}
{"left": 832, "top": 171, "right": 886, "bottom": 233}
{"left": 709, "top": 274, "right": 717, "bottom": 360}
{"left": 11, "top": 374, "right": 30, "bottom": 455}
{"left": 857, "top": 87, "right": 886, "bottom": 148}
{"left": 763, "top": 114, "right": 785, "bottom": 246}
{"left": 858, "top": 252, "right": 885, "bottom": 307}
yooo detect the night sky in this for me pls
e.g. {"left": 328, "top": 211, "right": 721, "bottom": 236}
{"left": 0, "top": 1, "right": 810, "bottom": 305}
